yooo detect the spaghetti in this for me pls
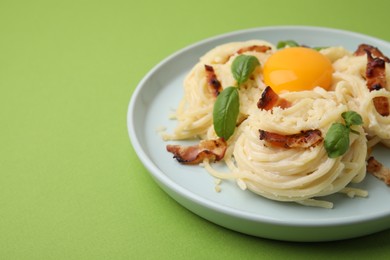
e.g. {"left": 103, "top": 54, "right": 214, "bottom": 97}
{"left": 163, "top": 40, "right": 390, "bottom": 208}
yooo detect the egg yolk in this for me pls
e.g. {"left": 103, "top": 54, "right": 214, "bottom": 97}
{"left": 263, "top": 47, "right": 333, "bottom": 94}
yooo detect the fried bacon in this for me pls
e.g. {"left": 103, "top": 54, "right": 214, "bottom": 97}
{"left": 354, "top": 44, "right": 390, "bottom": 62}
{"left": 257, "top": 86, "right": 292, "bottom": 110}
{"left": 354, "top": 44, "right": 390, "bottom": 116}
{"left": 365, "top": 51, "right": 390, "bottom": 116}
{"left": 237, "top": 45, "right": 271, "bottom": 54}
{"left": 259, "top": 129, "right": 323, "bottom": 149}
{"left": 365, "top": 51, "right": 387, "bottom": 91}
{"left": 166, "top": 138, "right": 227, "bottom": 165}
{"left": 204, "top": 65, "right": 223, "bottom": 97}
{"left": 367, "top": 156, "right": 390, "bottom": 185}
{"left": 372, "top": 96, "right": 390, "bottom": 116}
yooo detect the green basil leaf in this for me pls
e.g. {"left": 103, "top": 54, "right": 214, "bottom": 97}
{"left": 231, "top": 55, "right": 260, "bottom": 86}
{"left": 213, "top": 87, "right": 240, "bottom": 140}
{"left": 324, "top": 123, "right": 350, "bottom": 158}
{"left": 342, "top": 111, "right": 363, "bottom": 127}
{"left": 312, "top": 46, "right": 328, "bottom": 51}
{"left": 277, "top": 40, "right": 299, "bottom": 49}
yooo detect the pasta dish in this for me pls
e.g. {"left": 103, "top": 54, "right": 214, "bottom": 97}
{"left": 161, "top": 40, "right": 390, "bottom": 208}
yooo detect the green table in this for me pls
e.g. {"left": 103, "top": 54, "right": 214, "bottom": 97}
{"left": 1, "top": 0, "right": 389, "bottom": 259}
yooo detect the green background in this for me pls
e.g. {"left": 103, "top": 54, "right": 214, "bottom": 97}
{"left": 1, "top": 0, "right": 389, "bottom": 259}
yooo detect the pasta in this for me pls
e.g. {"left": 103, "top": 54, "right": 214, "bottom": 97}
{"left": 163, "top": 40, "right": 390, "bottom": 208}
{"left": 331, "top": 52, "right": 390, "bottom": 147}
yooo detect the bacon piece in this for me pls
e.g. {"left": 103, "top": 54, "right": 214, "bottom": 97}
{"left": 257, "top": 86, "right": 292, "bottom": 110}
{"left": 354, "top": 44, "right": 390, "bottom": 62}
{"left": 354, "top": 44, "right": 390, "bottom": 116}
{"left": 367, "top": 156, "right": 390, "bottom": 185}
{"left": 223, "top": 45, "right": 271, "bottom": 64}
{"left": 166, "top": 138, "right": 227, "bottom": 165}
{"left": 365, "top": 50, "right": 390, "bottom": 116}
{"left": 204, "top": 65, "right": 223, "bottom": 97}
{"left": 259, "top": 129, "right": 323, "bottom": 149}
{"left": 366, "top": 51, "right": 387, "bottom": 91}
{"left": 237, "top": 45, "right": 271, "bottom": 54}
{"left": 373, "top": 96, "right": 390, "bottom": 116}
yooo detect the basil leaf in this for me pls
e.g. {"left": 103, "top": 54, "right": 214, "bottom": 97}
{"left": 277, "top": 40, "right": 299, "bottom": 49}
{"left": 231, "top": 55, "right": 260, "bottom": 86}
{"left": 324, "top": 123, "right": 350, "bottom": 158}
{"left": 312, "top": 46, "right": 328, "bottom": 51}
{"left": 342, "top": 111, "right": 363, "bottom": 127}
{"left": 213, "top": 87, "right": 239, "bottom": 140}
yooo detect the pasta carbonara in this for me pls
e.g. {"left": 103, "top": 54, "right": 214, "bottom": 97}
{"left": 162, "top": 40, "right": 390, "bottom": 208}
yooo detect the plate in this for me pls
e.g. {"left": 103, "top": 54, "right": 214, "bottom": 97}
{"left": 127, "top": 26, "right": 390, "bottom": 242}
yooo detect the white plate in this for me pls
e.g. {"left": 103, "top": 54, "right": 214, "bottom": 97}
{"left": 127, "top": 26, "right": 390, "bottom": 242}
